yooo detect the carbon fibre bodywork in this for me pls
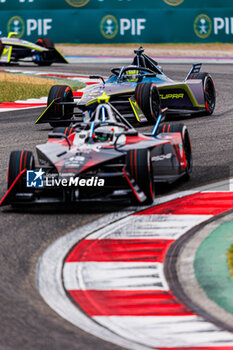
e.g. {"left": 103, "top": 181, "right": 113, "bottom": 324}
{"left": 80, "top": 78, "right": 205, "bottom": 117}
{"left": 0, "top": 34, "right": 68, "bottom": 65}
{"left": 78, "top": 48, "right": 215, "bottom": 120}
{"left": 0, "top": 103, "right": 192, "bottom": 207}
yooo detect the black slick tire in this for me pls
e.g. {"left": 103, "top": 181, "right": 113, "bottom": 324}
{"left": 36, "top": 37, "right": 54, "bottom": 49}
{"left": 135, "top": 83, "right": 161, "bottom": 123}
{"left": 35, "top": 37, "right": 54, "bottom": 66}
{"left": 127, "top": 148, "right": 154, "bottom": 204}
{"left": 8, "top": 151, "right": 35, "bottom": 194}
{"left": 0, "top": 40, "right": 3, "bottom": 56}
{"left": 47, "top": 85, "right": 74, "bottom": 127}
{"left": 190, "top": 72, "right": 215, "bottom": 115}
{"left": 51, "top": 127, "right": 75, "bottom": 137}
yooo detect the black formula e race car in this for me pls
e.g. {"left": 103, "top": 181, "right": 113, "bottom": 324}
{"left": 0, "top": 32, "right": 68, "bottom": 66}
{"left": 0, "top": 95, "right": 192, "bottom": 207}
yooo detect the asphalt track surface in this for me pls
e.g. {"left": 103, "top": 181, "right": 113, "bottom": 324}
{"left": 0, "top": 62, "right": 232, "bottom": 350}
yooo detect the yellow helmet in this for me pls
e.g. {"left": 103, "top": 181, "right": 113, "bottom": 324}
{"left": 125, "top": 68, "right": 138, "bottom": 82}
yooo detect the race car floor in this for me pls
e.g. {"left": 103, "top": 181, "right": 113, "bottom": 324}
{"left": 0, "top": 62, "right": 232, "bottom": 350}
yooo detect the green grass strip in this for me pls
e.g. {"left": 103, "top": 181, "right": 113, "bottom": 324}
{"left": 0, "top": 81, "right": 84, "bottom": 103}
{"left": 195, "top": 219, "right": 233, "bottom": 315}
{"left": 227, "top": 243, "right": 233, "bottom": 279}
{"left": 0, "top": 81, "right": 52, "bottom": 103}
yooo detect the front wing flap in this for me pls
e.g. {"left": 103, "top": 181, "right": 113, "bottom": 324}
{"left": 35, "top": 98, "right": 60, "bottom": 124}
{"left": 0, "top": 45, "right": 12, "bottom": 64}
{"left": 47, "top": 48, "right": 68, "bottom": 64}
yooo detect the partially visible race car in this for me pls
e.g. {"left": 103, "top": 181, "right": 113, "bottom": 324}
{"left": 41, "top": 46, "right": 214, "bottom": 124}
{"left": 0, "top": 95, "right": 192, "bottom": 207}
{"left": 0, "top": 32, "right": 68, "bottom": 66}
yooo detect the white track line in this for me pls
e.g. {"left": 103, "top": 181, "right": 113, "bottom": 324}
{"left": 63, "top": 261, "right": 168, "bottom": 291}
{"left": 88, "top": 214, "right": 211, "bottom": 240}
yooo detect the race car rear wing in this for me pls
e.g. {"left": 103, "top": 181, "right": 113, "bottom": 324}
{"left": 185, "top": 63, "right": 202, "bottom": 81}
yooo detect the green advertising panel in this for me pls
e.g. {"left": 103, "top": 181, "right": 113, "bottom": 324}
{"left": 0, "top": 0, "right": 233, "bottom": 10}
{"left": 1, "top": 7, "right": 233, "bottom": 43}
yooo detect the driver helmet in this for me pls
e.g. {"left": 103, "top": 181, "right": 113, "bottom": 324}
{"left": 93, "top": 126, "right": 115, "bottom": 143}
{"left": 93, "top": 125, "right": 124, "bottom": 143}
{"left": 125, "top": 66, "right": 138, "bottom": 82}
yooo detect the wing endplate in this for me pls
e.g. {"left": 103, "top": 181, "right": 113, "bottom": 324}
{"left": 50, "top": 48, "right": 69, "bottom": 64}
{"left": 185, "top": 63, "right": 202, "bottom": 81}
{"left": 0, "top": 45, "right": 12, "bottom": 63}
{"left": 35, "top": 98, "right": 58, "bottom": 124}
{"left": 129, "top": 96, "right": 147, "bottom": 123}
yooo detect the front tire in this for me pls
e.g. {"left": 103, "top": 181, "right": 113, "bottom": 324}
{"left": 127, "top": 149, "right": 154, "bottom": 204}
{"left": 135, "top": 83, "right": 161, "bottom": 123}
{"left": 190, "top": 72, "right": 215, "bottom": 115}
{"left": 8, "top": 151, "right": 35, "bottom": 194}
{"left": 47, "top": 85, "right": 74, "bottom": 127}
{"left": 51, "top": 127, "right": 75, "bottom": 137}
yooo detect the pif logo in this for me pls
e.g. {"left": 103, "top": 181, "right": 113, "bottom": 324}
{"left": 100, "top": 15, "right": 118, "bottom": 39}
{"left": 65, "top": 0, "right": 90, "bottom": 7}
{"left": 194, "top": 14, "right": 212, "bottom": 39}
{"left": 7, "top": 16, "right": 25, "bottom": 38}
{"left": 100, "top": 16, "right": 146, "bottom": 39}
{"left": 163, "top": 0, "right": 184, "bottom": 6}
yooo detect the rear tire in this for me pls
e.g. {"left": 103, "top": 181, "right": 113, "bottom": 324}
{"left": 0, "top": 40, "right": 3, "bottom": 56}
{"left": 8, "top": 151, "right": 35, "bottom": 193}
{"left": 35, "top": 37, "right": 54, "bottom": 66}
{"left": 135, "top": 83, "right": 161, "bottom": 123}
{"left": 51, "top": 127, "right": 75, "bottom": 137}
{"left": 127, "top": 149, "right": 154, "bottom": 204}
{"left": 47, "top": 85, "right": 74, "bottom": 128}
{"left": 157, "top": 122, "right": 192, "bottom": 177}
{"left": 190, "top": 72, "right": 215, "bottom": 115}
{"left": 36, "top": 37, "right": 54, "bottom": 49}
